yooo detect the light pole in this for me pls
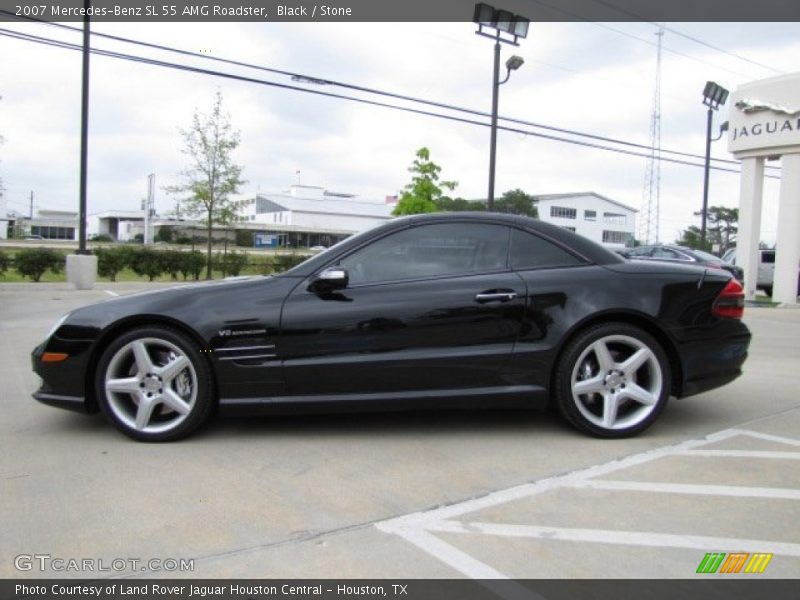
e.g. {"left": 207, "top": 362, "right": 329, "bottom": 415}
{"left": 474, "top": 3, "right": 529, "bottom": 211}
{"left": 700, "top": 81, "right": 729, "bottom": 250}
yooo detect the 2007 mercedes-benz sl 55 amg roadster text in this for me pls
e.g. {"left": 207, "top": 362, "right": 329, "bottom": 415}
{"left": 32, "top": 213, "right": 751, "bottom": 442}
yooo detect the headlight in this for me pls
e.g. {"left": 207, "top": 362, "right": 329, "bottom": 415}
{"left": 45, "top": 314, "right": 69, "bottom": 341}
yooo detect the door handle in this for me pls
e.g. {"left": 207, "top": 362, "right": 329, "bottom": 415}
{"left": 475, "top": 291, "right": 518, "bottom": 303}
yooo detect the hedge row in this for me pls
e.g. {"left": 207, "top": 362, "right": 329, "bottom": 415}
{"left": 0, "top": 247, "right": 310, "bottom": 282}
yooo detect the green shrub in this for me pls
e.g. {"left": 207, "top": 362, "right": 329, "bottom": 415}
{"left": 156, "top": 225, "right": 175, "bottom": 243}
{"left": 133, "top": 233, "right": 144, "bottom": 243}
{"left": 253, "top": 255, "right": 274, "bottom": 276}
{"left": 273, "top": 253, "right": 309, "bottom": 273}
{"left": 215, "top": 251, "right": 249, "bottom": 277}
{"left": 130, "top": 248, "right": 164, "bottom": 281}
{"left": 178, "top": 251, "right": 205, "bottom": 280}
{"left": 14, "top": 248, "right": 65, "bottom": 282}
{"left": 175, "top": 236, "right": 193, "bottom": 245}
{"left": 90, "top": 234, "right": 114, "bottom": 242}
{"left": 0, "top": 250, "right": 9, "bottom": 275}
{"left": 95, "top": 246, "right": 133, "bottom": 282}
{"left": 160, "top": 250, "right": 185, "bottom": 280}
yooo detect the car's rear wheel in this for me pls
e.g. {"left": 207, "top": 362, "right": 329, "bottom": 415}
{"left": 554, "top": 323, "right": 670, "bottom": 438}
{"left": 95, "top": 326, "right": 213, "bottom": 441}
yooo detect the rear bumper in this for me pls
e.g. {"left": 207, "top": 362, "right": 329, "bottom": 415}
{"left": 676, "top": 322, "right": 751, "bottom": 399}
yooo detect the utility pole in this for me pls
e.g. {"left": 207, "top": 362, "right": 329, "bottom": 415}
{"left": 639, "top": 27, "right": 664, "bottom": 246}
{"left": 145, "top": 173, "right": 155, "bottom": 244}
{"left": 77, "top": 0, "right": 91, "bottom": 254}
{"left": 29, "top": 191, "right": 33, "bottom": 219}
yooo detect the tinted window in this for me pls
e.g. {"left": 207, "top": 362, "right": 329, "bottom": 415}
{"left": 652, "top": 247, "right": 683, "bottom": 260}
{"left": 340, "top": 223, "right": 510, "bottom": 285}
{"left": 628, "top": 246, "right": 652, "bottom": 258}
{"left": 510, "top": 228, "right": 582, "bottom": 270}
{"left": 762, "top": 251, "right": 775, "bottom": 264}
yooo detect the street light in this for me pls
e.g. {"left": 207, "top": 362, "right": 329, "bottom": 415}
{"left": 473, "top": 3, "right": 530, "bottom": 211}
{"left": 700, "top": 81, "right": 729, "bottom": 249}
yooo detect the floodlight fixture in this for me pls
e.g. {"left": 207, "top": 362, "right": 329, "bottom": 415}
{"left": 702, "top": 81, "right": 729, "bottom": 110}
{"left": 473, "top": 3, "right": 530, "bottom": 46}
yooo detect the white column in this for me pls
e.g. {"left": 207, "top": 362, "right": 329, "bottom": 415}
{"left": 737, "top": 157, "right": 764, "bottom": 300}
{"left": 773, "top": 153, "right": 800, "bottom": 304}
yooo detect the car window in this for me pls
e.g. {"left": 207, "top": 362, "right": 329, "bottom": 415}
{"left": 339, "top": 223, "right": 510, "bottom": 285}
{"left": 510, "top": 228, "right": 582, "bottom": 270}
{"left": 628, "top": 247, "right": 652, "bottom": 257}
{"left": 722, "top": 248, "right": 736, "bottom": 263}
{"left": 761, "top": 251, "right": 775, "bottom": 264}
{"left": 651, "top": 247, "right": 682, "bottom": 259}
{"left": 690, "top": 249, "right": 723, "bottom": 262}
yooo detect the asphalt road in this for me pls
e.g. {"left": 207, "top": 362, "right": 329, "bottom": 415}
{"left": 1, "top": 282, "right": 799, "bottom": 579}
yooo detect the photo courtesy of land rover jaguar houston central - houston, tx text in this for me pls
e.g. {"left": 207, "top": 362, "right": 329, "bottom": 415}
{"left": 31, "top": 213, "right": 751, "bottom": 442}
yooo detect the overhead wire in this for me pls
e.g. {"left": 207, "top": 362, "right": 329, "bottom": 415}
{"left": 0, "top": 9, "right": 777, "bottom": 173}
{"left": 0, "top": 26, "right": 782, "bottom": 181}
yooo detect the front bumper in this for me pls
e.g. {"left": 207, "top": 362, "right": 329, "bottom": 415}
{"left": 31, "top": 340, "right": 97, "bottom": 414}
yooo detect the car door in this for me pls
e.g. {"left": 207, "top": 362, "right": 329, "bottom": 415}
{"left": 279, "top": 222, "right": 526, "bottom": 396}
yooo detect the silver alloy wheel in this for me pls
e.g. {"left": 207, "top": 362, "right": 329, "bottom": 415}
{"left": 570, "top": 334, "right": 663, "bottom": 431}
{"left": 104, "top": 337, "right": 198, "bottom": 434}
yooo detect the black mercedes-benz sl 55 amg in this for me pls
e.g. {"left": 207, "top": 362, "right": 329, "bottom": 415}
{"left": 32, "top": 213, "right": 750, "bottom": 441}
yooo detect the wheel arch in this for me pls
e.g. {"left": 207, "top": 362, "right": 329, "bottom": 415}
{"left": 548, "top": 310, "right": 684, "bottom": 401}
{"left": 85, "top": 315, "right": 218, "bottom": 413}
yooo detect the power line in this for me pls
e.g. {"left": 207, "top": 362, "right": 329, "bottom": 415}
{"left": 0, "top": 10, "right": 776, "bottom": 173}
{"left": 583, "top": 0, "right": 785, "bottom": 76}
{"left": 0, "top": 26, "right": 782, "bottom": 181}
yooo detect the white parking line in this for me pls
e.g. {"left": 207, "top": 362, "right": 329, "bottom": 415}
{"left": 678, "top": 449, "right": 800, "bottom": 459}
{"left": 105, "top": 290, "right": 119, "bottom": 297}
{"left": 376, "top": 427, "right": 800, "bottom": 579}
{"left": 731, "top": 429, "right": 800, "bottom": 447}
{"left": 570, "top": 479, "right": 800, "bottom": 500}
{"left": 424, "top": 521, "right": 800, "bottom": 556}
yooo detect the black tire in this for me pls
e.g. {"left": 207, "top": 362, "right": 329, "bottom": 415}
{"left": 554, "top": 322, "right": 671, "bottom": 438}
{"left": 94, "top": 326, "right": 214, "bottom": 442}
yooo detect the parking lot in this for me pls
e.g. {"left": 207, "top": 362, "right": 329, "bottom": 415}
{"left": 2, "top": 282, "right": 799, "bottom": 579}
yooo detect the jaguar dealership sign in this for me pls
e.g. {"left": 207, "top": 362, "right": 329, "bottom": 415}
{"left": 728, "top": 73, "right": 800, "bottom": 155}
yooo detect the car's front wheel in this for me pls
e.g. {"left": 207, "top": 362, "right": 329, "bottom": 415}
{"left": 554, "top": 323, "right": 671, "bottom": 438}
{"left": 95, "top": 326, "right": 213, "bottom": 441}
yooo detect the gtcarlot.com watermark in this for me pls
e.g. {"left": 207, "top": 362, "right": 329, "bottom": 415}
{"left": 14, "top": 554, "right": 194, "bottom": 573}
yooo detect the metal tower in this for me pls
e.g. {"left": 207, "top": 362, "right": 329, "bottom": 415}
{"left": 639, "top": 27, "right": 664, "bottom": 245}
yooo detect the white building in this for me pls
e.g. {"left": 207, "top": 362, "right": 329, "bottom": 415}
{"left": 0, "top": 193, "right": 7, "bottom": 239}
{"left": 237, "top": 184, "right": 392, "bottom": 237}
{"left": 536, "top": 192, "right": 637, "bottom": 248}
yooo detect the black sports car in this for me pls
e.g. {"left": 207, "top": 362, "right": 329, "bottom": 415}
{"left": 32, "top": 213, "right": 750, "bottom": 441}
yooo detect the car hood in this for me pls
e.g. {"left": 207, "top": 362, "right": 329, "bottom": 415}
{"left": 64, "top": 275, "right": 298, "bottom": 330}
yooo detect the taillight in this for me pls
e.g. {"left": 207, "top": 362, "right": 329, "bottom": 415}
{"left": 712, "top": 278, "right": 745, "bottom": 319}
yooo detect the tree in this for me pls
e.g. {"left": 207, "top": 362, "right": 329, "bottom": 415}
{"left": 0, "top": 249, "right": 9, "bottom": 275}
{"left": 130, "top": 248, "right": 165, "bottom": 281}
{"left": 706, "top": 206, "right": 738, "bottom": 256}
{"left": 156, "top": 225, "right": 175, "bottom": 243}
{"left": 435, "top": 197, "right": 486, "bottom": 212}
{"left": 494, "top": 189, "right": 539, "bottom": 218}
{"left": 392, "top": 147, "right": 457, "bottom": 216}
{"left": 676, "top": 206, "right": 738, "bottom": 254}
{"left": 676, "top": 225, "right": 704, "bottom": 250}
{"left": 167, "top": 91, "right": 246, "bottom": 278}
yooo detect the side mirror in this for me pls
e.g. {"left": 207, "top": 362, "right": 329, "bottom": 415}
{"left": 310, "top": 268, "right": 349, "bottom": 293}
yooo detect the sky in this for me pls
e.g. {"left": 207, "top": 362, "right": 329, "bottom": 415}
{"left": 0, "top": 19, "right": 798, "bottom": 244}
